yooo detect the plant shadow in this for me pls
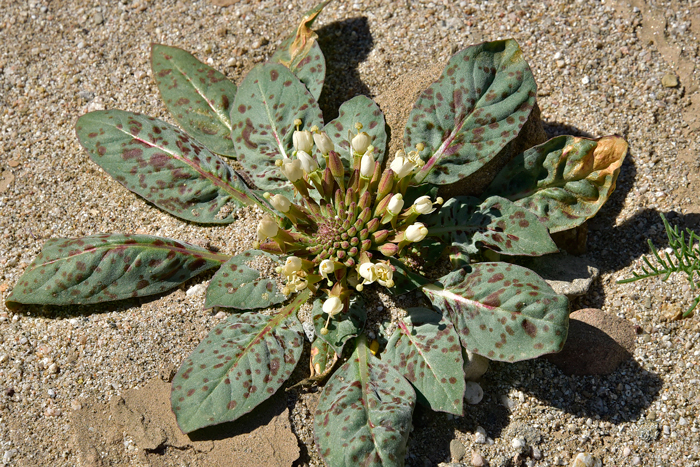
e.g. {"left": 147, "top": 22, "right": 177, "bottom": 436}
{"left": 316, "top": 17, "right": 374, "bottom": 121}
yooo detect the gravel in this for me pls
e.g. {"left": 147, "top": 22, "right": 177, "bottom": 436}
{"left": 2, "top": 0, "right": 700, "bottom": 466}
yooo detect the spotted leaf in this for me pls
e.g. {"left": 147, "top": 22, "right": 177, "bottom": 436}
{"left": 309, "top": 336, "right": 338, "bottom": 380}
{"left": 387, "top": 257, "right": 433, "bottom": 296}
{"left": 423, "top": 263, "right": 569, "bottom": 362}
{"left": 152, "top": 44, "right": 238, "bottom": 157}
{"left": 76, "top": 110, "right": 270, "bottom": 224}
{"left": 383, "top": 308, "right": 466, "bottom": 415}
{"left": 204, "top": 250, "right": 285, "bottom": 311}
{"left": 312, "top": 295, "right": 367, "bottom": 356}
{"left": 231, "top": 64, "right": 324, "bottom": 193}
{"left": 322, "top": 95, "right": 388, "bottom": 168}
{"left": 484, "top": 135, "right": 628, "bottom": 233}
{"left": 314, "top": 336, "right": 415, "bottom": 467}
{"left": 425, "top": 195, "right": 557, "bottom": 257}
{"left": 407, "top": 39, "right": 536, "bottom": 185}
{"left": 172, "top": 289, "right": 309, "bottom": 434}
{"left": 269, "top": 0, "right": 331, "bottom": 99}
{"left": 6, "top": 234, "right": 226, "bottom": 307}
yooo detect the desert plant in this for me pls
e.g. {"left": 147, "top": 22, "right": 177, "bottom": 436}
{"left": 619, "top": 213, "right": 700, "bottom": 318}
{"left": 5, "top": 1, "right": 628, "bottom": 465}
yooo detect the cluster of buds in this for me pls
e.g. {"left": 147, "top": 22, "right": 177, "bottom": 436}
{"left": 255, "top": 119, "right": 442, "bottom": 334}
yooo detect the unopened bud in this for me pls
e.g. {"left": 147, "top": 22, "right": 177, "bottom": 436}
{"left": 360, "top": 151, "right": 375, "bottom": 178}
{"left": 387, "top": 194, "right": 404, "bottom": 216}
{"left": 328, "top": 150, "right": 344, "bottom": 178}
{"left": 270, "top": 194, "right": 292, "bottom": 213}
{"left": 256, "top": 215, "right": 279, "bottom": 242}
{"left": 293, "top": 129, "right": 314, "bottom": 153}
{"left": 297, "top": 150, "right": 318, "bottom": 173}
{"left": 351, "top": 131, "right": 372, "bottom": 155}
{"left": 372, "top": 229, "right": 390, "bottom": 244}
{"left": 405, "top": 222, "right": 429, "bottom": 243}
{"left": 377, "top": 243, "right": 399, "bottom": 257}
{"left": 313, "top": 132, "right": 334, "bottom": 155}
{"left": 376, "top": 169, "right": 395, "bottom": 200}
{"left": 280, "top": 159, "right": 303, "bottom": 182}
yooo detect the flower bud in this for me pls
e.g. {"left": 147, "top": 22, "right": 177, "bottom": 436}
{"left": 256, "top": 215, "right": 279, "bottom": 242}
{"left": 280, "top": 159, "right": 303, "bottom": 182}
{"left": 387, "top": 194, "right": 404, "bottom": 216}
{"left": 323, "top": 296, "right": 344, "bottom": 316}
{"left": 376, "top": 169, "right": 395, "bottom": 200}
{"left": 351, "top": 131, "right": 372, "bottom": 155}
{"left": 297, "top": 150, "right": 319, "bottom": 173}
{"left": 293, "top": 129, "right": 314, "bottom": 153}
{"left": 377, "top": 243, "right": 398, "bottom": 257}
{"left": 390, "top": 154, "right": 416, "bottom": 179}
{"left": 405, "top": 222, "right": 428, "bottom": 243}
{"left": 328, "top": 150, "right": 344, "bottom": 179}
{"left": 270, "top": 194, "right": 291, "bottom": 213}
{"left": 413, "top": 195, "right": 437, "bottom": 215}
{"left": 360, "top": 151, "right": 375, "bottom": 179}
{"left": 358, "top": 262, "right": 378, "bottom": 284}
{"left": 313, "top": 132, "right": 334, "bottom": 155}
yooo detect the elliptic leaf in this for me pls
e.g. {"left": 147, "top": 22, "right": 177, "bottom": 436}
{"left": 269, "top": 0, "right": 331, "bottom": 100}
{"left": 423, "top": 263, "right": 569, "bottom": 362}
{"left": 315, "top": 336, "right": 415, "bottom": 467}
{"left": 322, "top": 95, "right": 388, "bottom": 167}
{"left": 384, "top": 308, "right": 466, "bottom": 415}
{"left": 406, "top": 39, "right": 537, "bottom": 185}
{"left": 172, "top": 289, "right": 310, "bottom": 434}
{"left": 76, "top": 110, "right": 269, "bottom": 224}
{"left": 6, "top": 234, "right": 226, "bottom": 307}
{"left": 231, "top": 64, "right": 324, "bottom": 193}
{"left": 426, "top": 195, "right": 558, "bottom": 257}
{"left": 151, "top": 44, "right": 238, "bottom": 157}
{"left": 484, "top": 135, "right": 628, "bottom": 233}
{"left": 204, "top": 250, "right": 285, "bottom": 310}
{"left": 312, "top": 295, "right": 367, "bottom": 356}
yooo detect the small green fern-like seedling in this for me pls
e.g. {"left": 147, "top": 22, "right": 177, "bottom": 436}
{"left": 619, "top": 213, "right": 700, "bottom": 318}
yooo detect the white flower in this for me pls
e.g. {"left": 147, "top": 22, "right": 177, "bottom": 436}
{"left": 296, "top": 150, "right": 319, "bottom": 173}
{"left": 319, "top": 259, "right": 335, "bottom": 284}
{"left": 413, "top": 196, "right": 437, "bottom": 215}
{"left": 282, "top": 256, "right": 302, "bottom": 277}
{"left": 360, "top": 151, "right": 375, "bottom": 179}
{"left": 387, "top": 193, "right": 404, "bottom": 216}
{"left": 405, "top": 222, "right": 428, "bottom": 243}
{"left": 351, "top": 131, "right": 372, "bottom": 155}
{"left": 256, "top": 215, "right": 278, "bottom": 242}
{"left": 358, "top": 262, "right": 378, "bottom": 284}
{"left": 293, "top": 129, "right": 313, "bottom": 153}
{"left": 375, "top": 262, "right": 394, "bottom": 287}
{"left": 323, "top": 296, "right": 343, "bottom": 316}
{"left": 280, "top": 159, "right": 303, "bottom": 182}
{"left": 270, "top": 194, "right": 291, "bottom": 213}
{"left": 313, "top": 132, "right": 334, "bottom": 155}
{"left": 390, "top": 154, "right": 416, "bottom": 179}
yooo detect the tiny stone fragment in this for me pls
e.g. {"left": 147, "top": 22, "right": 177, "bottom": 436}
{"left": 661, "top": 73, "right": 679, "bottom": 88}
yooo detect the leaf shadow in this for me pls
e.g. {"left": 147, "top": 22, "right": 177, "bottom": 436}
{"left": 316, "top": 17, "right": 374, "bottom": 122}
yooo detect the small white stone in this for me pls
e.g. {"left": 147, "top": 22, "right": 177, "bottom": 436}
{"left": 464, "top": 381, "right": 483, "bottom": 405}
{"left": 511, "top": 437, "right": 526, "bottom": 449}
{"left": 553, "top": 51, "right": 562, "bottom": 60}
{"left": 474, "top": 426, "right": 487, "bottom": 444}
{"left": 570, "top": 453, "right": 602, "bottom": 467}
{"left": 532, "top": 447, "right": 542, "bottom": 460}
{"left": 214, "top": 311, "right": 227, "bottom": 319}
{"left": 582, "top": 76, "right": 590, "bottom": 85}
{"left": 463, "top": 349, "right": 489, "bottom": 381}
{"left": 186, "top": 283, "right": 206, "bottom": 296}
{"left": 622, "top": 446, "right": 631, "bottom": 457}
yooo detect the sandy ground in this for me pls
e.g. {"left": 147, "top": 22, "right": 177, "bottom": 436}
{"left": 2, "top": 0, "right": 700, "bottom": 466}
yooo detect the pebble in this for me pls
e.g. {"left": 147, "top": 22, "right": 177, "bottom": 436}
{"left": 511, "top": 437, "right": 526, "bottom": 450}
{"left": 471, "top": 451, "right": 486, "bottom": 467}
{"left": 532, "top": 447, "right": 542, "bottom": 460}
{"left": 661, "top": 73, "right": 679, "bottom": 88}
{"left": 474, "top": 426, "right": 487, "bottom": 444}
{"left": 185, "top": 283, "right": 207, "bottom": 296}
{"left": 623, "top": 446, "right": 631, "bottom": 457}
{"left": 449, "top": 439, "right": 466, "bottom": 462}
{"left": 464, "top": 381, "right": 483, "bottom": 405}
{"left": 569, "top": 453, "right": 602, "bottom": 467}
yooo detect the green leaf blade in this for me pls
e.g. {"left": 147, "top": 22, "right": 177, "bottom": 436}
{"left": 231, "top": 64, "right": 324, "bottom": 193}
{"left": 384, "top": 308, "right": 466, "bottom": 416}
{"left": 151, "top": 44, "right": 238, "bottom": 157}
{"left": 484, "top": 135, "right": 628, "bottom": 233}
{"left": 76, "top": 110, "right": 267, "bottom": 224}
{"left": 423, "top": 263, "right": 569, "bottom": 362}
{"left": 407, "top": 39, "right": 537, "bottom": 185}
{"left": 204, "top": 250, "right": 286, "bottom": 311}
{"left": 172, "top": 290, "right": 309, "bottom": 434}
{"left": 6, "top": 234, "right": 225, "bottom": 307}
{"left": 312, "top": 296, "right": 367, "bottom": 356}
{"left": 315, "top": 336, "right": 415, "bottom": 467}
{"left": 426, "top": 195, "right": 558, "bottom": 257}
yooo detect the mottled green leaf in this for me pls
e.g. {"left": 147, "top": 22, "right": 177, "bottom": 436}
{"left": 151, "top": 44, "right": 238, "bottom": 157}
{"left": 231, "top": 64, "right": 324, "bottom": 193}
{"left": 322, "top": 95, "right": 388, "bottom": 167}
{"left": 484, "top": 135, "right": 628, "bottom": 233}
{"left": 387, "top": 257, "right": 432, "bottom": 296}
{"left": 76, "top": 110, "right": 269, "bottom": 223}
{"left": 426, "top": 195, "right": 558, "bottom": 257}
{"left": 315, "top": 336, "right": 415, "bottom": 467}
{"left": 312, "top": 295, "right": 367, "bottom": 356}
{"left": 423, "top": 263, "right": 569, "bottom": 362}
{"left": 269, "top": 0, "right": 331, "bottom": 99}
{"left": 310, "top": 336, "right": 338, "bottom": 380}
{"left": 172, "top": 289, "right": 309, "bottom": 434}
{"left": 6, "top": 234, "right": 226, "bottom": 307}
{"left": 204, "top": 250, "right": 285, "bottom": 311}
{"left": 384, "top": 308, "right": 466, "bottom": 415}
{"left": 407, "top": 39, "right": 537, "bottom": 185}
